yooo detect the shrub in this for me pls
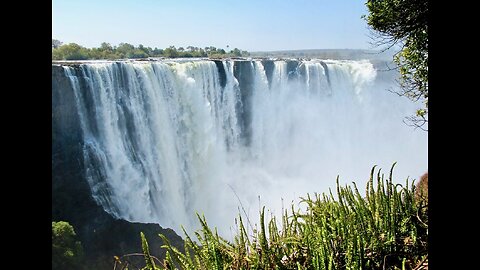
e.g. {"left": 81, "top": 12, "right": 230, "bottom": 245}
{"left": 52, "top": 221, "right": 84, "bottom": 270}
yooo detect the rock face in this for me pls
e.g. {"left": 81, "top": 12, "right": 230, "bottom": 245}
{"left": 52, "top": 65, "right": 184, "bottom": 269}
{"left": 233, "top": 60, "right": 255, "bottom": 147}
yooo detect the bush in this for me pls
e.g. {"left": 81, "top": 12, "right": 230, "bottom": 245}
{"left": 52, "top": 41, "right": 248, "bottom": 60}
{"left": 52, "top": 221, "right": 84, "bottom": 270}
{"left": 52, "top": 43, "right": 90, "bottom": 60}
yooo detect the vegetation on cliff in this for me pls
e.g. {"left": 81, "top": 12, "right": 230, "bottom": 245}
{"left": 364, "top": 0, "right": 428, "bottom": 130}
{"left": 122, "top": 165, "right": 428, "bottom": 269}
{"left": 51, "top": 40, "right": 249, "bottom": 60}
{"left": 52, "top": 221, "right": 84, "bottom": 270}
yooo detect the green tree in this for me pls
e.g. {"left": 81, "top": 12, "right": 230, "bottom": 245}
{"left": 52, "top": 221, "right": 84, "bottom": 270}
{"left": 204, "top": 46, "right": 216, "bottom": 55}
{"left": 52, "top": 43, "right": 90, "bottom": 60}
{"left": 129, "top": 49, "right": 149, "bottom": 59}
{"left": 163, "top": 46, "right": 178, "bottom": 58}
{"left": 152, "top": 47, "right": 163, "bottom": 56}
{"left": 51, "top": 42, "right": 248, "bottom": 60}
{"left": 138, "top": 44, "right": 153, "bottom": 56}
{"left": 364, "top": 0, "right": 428, "bottom": 130}
{"left": 52, "top": 39, "right": 63, "bottom": 49}
{"left": 97, "top": 42, "right": 117, "bottom": 59}
{"left": 116, "top": 43, "right": 135, "bottom": 58}
{"left": 100, "top": 42, "right": 113, "bottom": 52}
{"left": 88, "top": 48, "right": 103, "bottom": 59}
{"left": 198, "top": 48, "right": 207, "bottom": 57}
{"left": 230, "top": 48, "right": 242, "bottom": 57}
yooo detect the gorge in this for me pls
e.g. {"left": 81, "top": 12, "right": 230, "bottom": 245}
{"left": 52, "top": 58, "right": 427, "bottom": 265}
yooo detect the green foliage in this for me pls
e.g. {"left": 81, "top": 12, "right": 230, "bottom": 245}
{"left": 52, "top": 43, "right": 90, "bottom": 60}
{"left": 52, "top": 39, "right": 63, "bottom": 49}
{"left": 52, "top": 221, "right": 84, "bottom": 270}
{"left": 141, "top": 232, "right": 161, "bottom": 270}
{"left": 364, "top": 0, "right": 428, "bottom": 129}
{"left": 163, "top": 46, "right": 179, "bottom": 58}
{"left": 136, "top": 164, "right": 428, "bottom": 269}
{"left": 230, "top": 48, "right": 242, "bottom": 57}
{"left": 52, "top": 40, "right": 248, "bottom": 60}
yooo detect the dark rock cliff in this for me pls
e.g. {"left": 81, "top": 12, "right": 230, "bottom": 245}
{"left": 52, "top": 65, "right": 184, "bottom": 269}
{"left": 233, "top": 60, "right": 255, "bottom": 147}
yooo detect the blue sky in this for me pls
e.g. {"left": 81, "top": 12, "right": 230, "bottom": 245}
{"left": 52, "top": 0, "right": 372, "bottom": 51}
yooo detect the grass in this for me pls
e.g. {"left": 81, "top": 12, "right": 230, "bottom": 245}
{"left": 116, "top": 163, "right": 428, "bottom": 269}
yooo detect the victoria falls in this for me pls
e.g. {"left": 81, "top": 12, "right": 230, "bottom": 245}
{"left": 52, "top": 56, "right": 427, "bottom": 268}
{"left": 52, "top": 1, "right": 428, "bottom": 269}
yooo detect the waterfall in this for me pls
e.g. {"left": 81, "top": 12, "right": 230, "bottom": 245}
{"left": 59, "top": 59, "right": 427, "bottom": 234}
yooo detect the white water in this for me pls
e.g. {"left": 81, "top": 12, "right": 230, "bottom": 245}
{"left": 63, "top": 59, "right": 427, "bottom": 236}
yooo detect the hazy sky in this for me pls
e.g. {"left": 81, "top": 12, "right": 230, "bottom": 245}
{"left": 52, "top": 0, "right": 373, "bottom": 52}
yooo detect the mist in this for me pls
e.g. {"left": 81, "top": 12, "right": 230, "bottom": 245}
{"left": 63, "top": 59, "right": 427, "bottom": 237}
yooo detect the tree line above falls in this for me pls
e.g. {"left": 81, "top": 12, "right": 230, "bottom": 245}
{"left": 52, "top": 40, "right": 250, "bottom": 60}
